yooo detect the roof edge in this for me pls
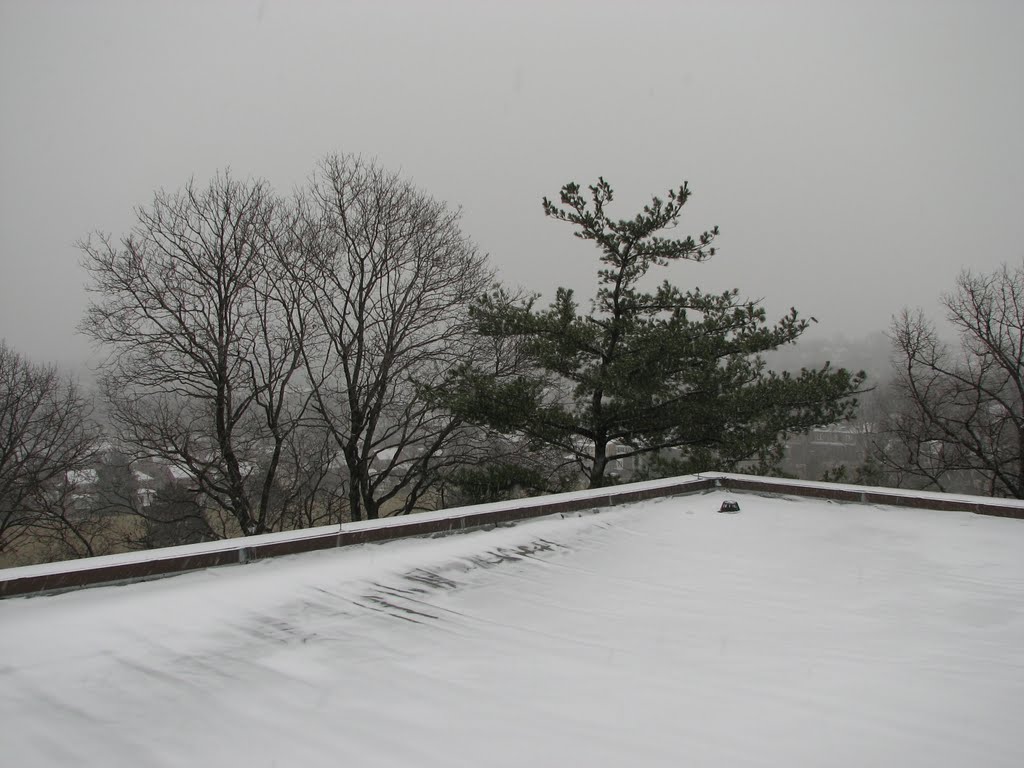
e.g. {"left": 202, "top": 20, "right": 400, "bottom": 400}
{"left": 2, "top": 474, "right": 1020, "bottom": 598}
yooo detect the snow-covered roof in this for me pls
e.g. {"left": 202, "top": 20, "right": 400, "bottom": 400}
{"left": 65, "top": 468, "right": 98, "bottom": 487}
{"left": 374, "top": 445, "right": 399, "bottom": 462}
{"left": 2, "top": 485, "right": 1022, "bottom": 766}
{"left": 167, "top": 464, "right": 193, "bottom": 481}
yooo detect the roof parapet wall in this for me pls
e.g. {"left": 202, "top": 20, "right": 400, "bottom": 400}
{"left": 2, "top": 474, "right": 1021, "bottom": 599}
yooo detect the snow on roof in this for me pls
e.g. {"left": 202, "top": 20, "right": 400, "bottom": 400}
{"left": 2, "top": 490, "right": 1022, "bottom": 766}
{"left": 65, "top": 468, "right": 98, "bottom": 487}
{"left": 167, "top": 464, "right": 193, "bottom": 481}
{"left": 374, "top": 445, "right": 399, "bottom": 462}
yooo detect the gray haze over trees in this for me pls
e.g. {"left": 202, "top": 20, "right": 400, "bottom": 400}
{"left": 780, "top": 263, "right": 1024, "bottom": 497}
{"left": 2, "top": 2, "right": 1022, "bottom": 370}
{"left": 78, "top": 157, "right": 502, "bottom": 526}
{"left": 79, "top": 173, "right": 325, "bottom": 535}
{"left": 1, "top": 1, "right": 1023, "bottom": 564}
{"left": 1, "top": 159, "right": 1021, "bottom": 566}
{"left": 295, "top": 155, "right": 496, "bottom": 521}
{"left": 0, "top": 342, "right": 98, "bottom": 557}
{"left": 0, "top": 159, "right": 869, "bottom": 563}
{"left": 877, "top": 263, "right": 1024, "bottom": 498}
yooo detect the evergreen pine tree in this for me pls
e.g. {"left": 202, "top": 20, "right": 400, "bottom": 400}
{"left": 446, "top": 178, "right": 866, "bottom": 488}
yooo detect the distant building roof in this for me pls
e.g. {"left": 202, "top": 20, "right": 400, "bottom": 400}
{"left": 65, "top": 468, "right": 98, "bottom": 487}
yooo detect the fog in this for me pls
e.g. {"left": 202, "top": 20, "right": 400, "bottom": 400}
{"left": 2, "top": 0, "right": 1021, "bottom": 373}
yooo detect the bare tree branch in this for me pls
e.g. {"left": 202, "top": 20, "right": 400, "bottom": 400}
{"left": 0, "top": 341, "right": 98, "bottom": 554}
{"left": 291, "top": 155, "right": 494, "bottom": 521}
{"left": 80, "top": 173, "right": 336, "bottom": 536}
{"left": 880, "top": 262, "right": 1024, "bottom": 498}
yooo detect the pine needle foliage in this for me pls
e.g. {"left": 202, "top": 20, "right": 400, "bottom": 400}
{"left": 447, "top": 179, "right": 866, "bottom": 487}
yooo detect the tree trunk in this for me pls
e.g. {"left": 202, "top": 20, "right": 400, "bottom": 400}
{"left": 364, "top": 496, "right": 380, "bottom": 520}
{"left": 589, "top": 438, "right": 609, "bottom": 489}
{"left": 345, "top": 445, "right": 364, "bottom": 523}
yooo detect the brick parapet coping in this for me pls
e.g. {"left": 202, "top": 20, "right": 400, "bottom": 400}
{"left": 3, "top": 473, "right": 1021, "bottom": 599}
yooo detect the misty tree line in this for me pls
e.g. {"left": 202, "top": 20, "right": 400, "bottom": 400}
{"left": 1, "top": 155, "right": 1020, "bottom": 564}
{"left": 876, "top": 263, "right": 1024, "bottom": 498}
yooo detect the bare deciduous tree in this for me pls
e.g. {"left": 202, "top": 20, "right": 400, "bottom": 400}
{"left": 882, "top": 262, "right": 1023, "bottom": 498}
{"left": 0, "top": 341, "right": 97, "bottom": 554}
{"left": 296, "top": 155, "right": 494, "bottom": 521}
{"left": 80, "top": 173, "right": 336, "bottom": 536}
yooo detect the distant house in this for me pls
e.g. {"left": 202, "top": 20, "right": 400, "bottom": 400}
{"left": 783, "top": 423, "right": 871, "bottom": 479}
{"left": 65, "top": 468, "right": 99, "bottom": 489}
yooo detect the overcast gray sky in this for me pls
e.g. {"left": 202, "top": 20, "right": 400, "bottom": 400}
{"left": 2, "top": 0, "right": 1022, "bottom": 369}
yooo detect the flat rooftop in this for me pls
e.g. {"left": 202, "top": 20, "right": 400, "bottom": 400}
{"left": 2, "top": 489, "right": 1023, "bottom": 767}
